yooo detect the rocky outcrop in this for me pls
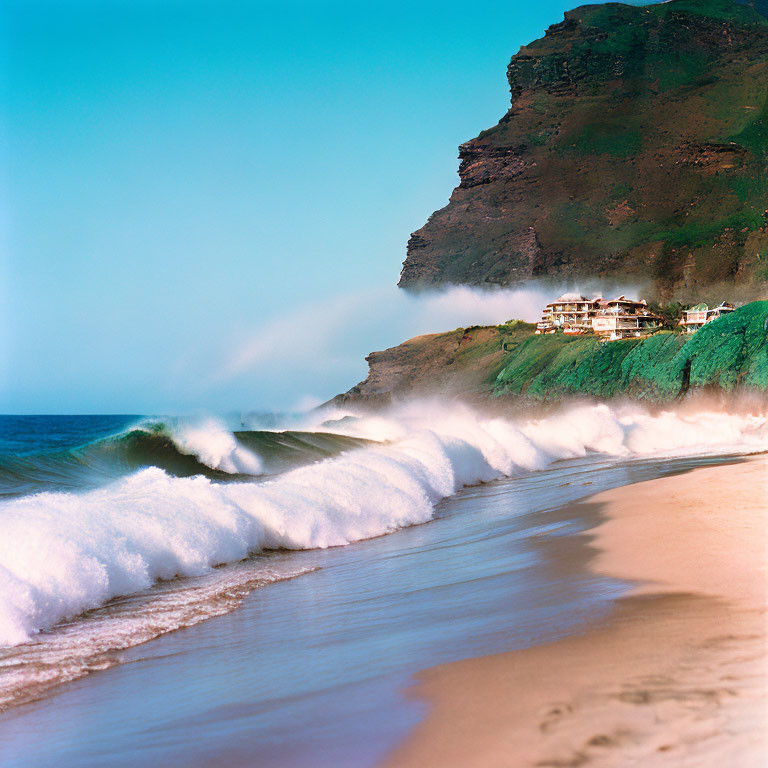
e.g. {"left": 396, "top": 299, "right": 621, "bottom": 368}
{"left": 330, "top": 324, "right": 524, "bottom": 408}
{"left": 398, "top": 0, "right": 768, "bottom": 302}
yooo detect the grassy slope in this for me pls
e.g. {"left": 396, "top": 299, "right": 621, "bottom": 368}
{"left": 494, "top": 301, "right": 768, "bottom": 400}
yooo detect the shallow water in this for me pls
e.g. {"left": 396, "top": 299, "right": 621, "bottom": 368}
{"left": 0, "top": 451, "right": 738, "bottom": 768}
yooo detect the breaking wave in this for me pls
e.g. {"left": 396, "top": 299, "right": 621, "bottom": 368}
{"left": 0, "top": 401, "right": 766, "bottom": 650}
{"left": 0, "top": 419, "right": 367, "bottom": 498}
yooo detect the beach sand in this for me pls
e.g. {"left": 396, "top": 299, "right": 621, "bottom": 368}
{"left": 385, "top": 458, "right": 768, "bottom": 767}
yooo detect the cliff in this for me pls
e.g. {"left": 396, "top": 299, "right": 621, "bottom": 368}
{"left": 331, "top": 324, "right": 521, "bottom": 408}
{"left": 399, "top": 0, "right": 768, "bottom": 302}
{"left": 332, "top": 301, "right": 768, "bottom": 407}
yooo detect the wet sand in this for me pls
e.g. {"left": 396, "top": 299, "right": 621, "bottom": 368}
{"left": 385, "top": 458, "right": 768, "bottom": 767}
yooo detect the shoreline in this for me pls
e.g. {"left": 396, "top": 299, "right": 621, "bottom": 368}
{"left": 384, "top": 458, "right": 768, "bottom": 767}
{"left": 1, "top": 451, "right": 722, "bottom": 767}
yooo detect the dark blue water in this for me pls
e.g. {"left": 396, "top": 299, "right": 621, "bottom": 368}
{"left": 0, "top": 415, "right": 145, "bottom": 498}
{"left": 0, "top": 415, "right": 364, "bottom": 498}
{"left": 0, "top": 415, "right": 142, "bottom": 455}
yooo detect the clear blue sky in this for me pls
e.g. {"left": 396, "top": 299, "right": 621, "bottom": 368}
{"left": 1, "top": 0, "right": 651, "bottom": 414}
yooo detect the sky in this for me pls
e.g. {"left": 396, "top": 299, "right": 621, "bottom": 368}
{"left": 1, "top": 0, "right": 652, "bottom": 414}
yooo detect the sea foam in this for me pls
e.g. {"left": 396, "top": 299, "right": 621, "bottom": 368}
{"left": 166, "top": 418, "right": 263, "bottom": 474}
{"left": 0, "top": 401, "right": 765, "bottom": 647}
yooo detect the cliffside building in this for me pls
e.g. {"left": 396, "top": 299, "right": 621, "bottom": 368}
{"left": 591, "top": 298, "right": 663, "bottom": 341}
{"left": 536, "top": 294, "right": 663, "bottom": 340}
{"left": 535, "top": 294, "right": 598, "bottom": 335}
{"left": 678, "top": 302, "right": 735, "bottom": 333}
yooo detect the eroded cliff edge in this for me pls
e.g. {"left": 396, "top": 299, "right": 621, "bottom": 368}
{"left": 399, "top": 0, "right": 768, "bottom": 301}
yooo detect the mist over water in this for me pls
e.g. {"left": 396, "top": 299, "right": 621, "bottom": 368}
{"left": 205, "top": 280, "right": 645, "bottom": 409}
{"left": 3, "top": 280, "right": 647, "bottom": 413}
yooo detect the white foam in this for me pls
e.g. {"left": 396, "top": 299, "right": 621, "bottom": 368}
{"left": 0, "top": 401, "right": 765, "bottom": 647}
{"left": 0, "top": 562, "right": 312, "bottom": 710}
{"left": 171, "top": 418, "right": 262, "bottom": 474}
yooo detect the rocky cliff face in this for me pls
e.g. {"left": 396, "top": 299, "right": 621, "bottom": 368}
{"left": 330, "top": 325, "right": 515, "bottom": 408}
{"left": 399, "top": 0, "right": 768, "bottom": 301}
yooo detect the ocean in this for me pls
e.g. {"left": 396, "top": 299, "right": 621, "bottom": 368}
{"left": 0, "top": 403, "right": 765, "bottom": 766}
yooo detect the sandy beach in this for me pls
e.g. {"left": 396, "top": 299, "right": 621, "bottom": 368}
{"left": 385, "top": 457, "right": 768, "bottom": 767}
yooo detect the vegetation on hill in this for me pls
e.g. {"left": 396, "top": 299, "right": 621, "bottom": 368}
{"left": 493, "top": 301, "right": 768, "bottom": 399}
{"left": 333, "top": 302, "right": 768, "bottom": 406}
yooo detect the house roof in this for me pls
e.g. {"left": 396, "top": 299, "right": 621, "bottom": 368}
{"left": 553, "top": 293, "right": 589, "bottom": 303}
{"left": 544, "top": 293, "right": 652, "bottom": 309}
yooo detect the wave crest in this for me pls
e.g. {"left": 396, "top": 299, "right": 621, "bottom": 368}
{"left": 166, "top": 419, "right": 263, "bottom": 474}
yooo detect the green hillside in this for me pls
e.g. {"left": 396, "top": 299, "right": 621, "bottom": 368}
{"left": 494, "top": 301, "right": 768, "bottom": 399}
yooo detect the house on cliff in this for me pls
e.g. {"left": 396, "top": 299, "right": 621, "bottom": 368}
{"left": 591, "top": 297, "right": 663, "bottom": 341}
{"left": 678, "top": 302, "right": 735, "bottom": 333}
{"left": 535, "top": 294, "right": 598, "bottom": 335}
{"left": 536, "top": 294, "right": 663, "bottom": 341}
